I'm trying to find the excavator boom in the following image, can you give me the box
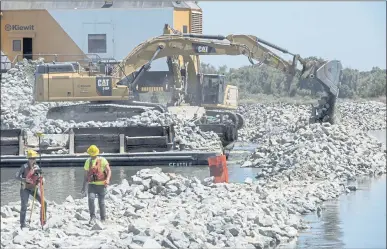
[112,32,342,124]
[113,33,341,95]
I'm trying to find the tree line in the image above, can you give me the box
[200,56,386,99]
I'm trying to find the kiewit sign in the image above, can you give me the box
[4,24,35,31]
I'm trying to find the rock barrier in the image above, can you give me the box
[2,163,385,249]
[237,100,386,142]
[241,123,386,180]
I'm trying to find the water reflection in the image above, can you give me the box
[296,201,345,249]
[0,142,259,205]
[1,164,263,205]
[296,129,386,249]
[322,201,345,247]
[296,175,386,249]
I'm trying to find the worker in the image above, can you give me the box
[81,145,112,224]
[15,150,47,229]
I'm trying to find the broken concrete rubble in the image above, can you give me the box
[1,151,385,249]
[241,122,386,181]
[237,101,386,143]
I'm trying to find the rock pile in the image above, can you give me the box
[1,59,68,133]
[0,167,363,249]
[237,103,310,142]
[23,110,222,151]
[0,60,221,151]
[241,123,386,180]
[1,116,385,248]
[339,100,386,131]
[237,100,386,142]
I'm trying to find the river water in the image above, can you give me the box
[0,142,259,204]
[0,130,385,248]
[296,129,386,249]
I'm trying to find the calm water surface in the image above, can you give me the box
[0,141,258,204]
[296,129,386,249]
[0,131,385,249]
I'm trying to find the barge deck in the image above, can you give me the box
[0,127,224,168]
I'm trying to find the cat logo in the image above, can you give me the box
[197,45,209,53]
[97,78,110,87]
[193,43,215,54]
[96,76,112,96]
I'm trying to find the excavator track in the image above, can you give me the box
[46,103,166,122]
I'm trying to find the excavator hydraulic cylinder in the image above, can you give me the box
[183,33,226,40]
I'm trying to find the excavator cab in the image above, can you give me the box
[199,74,238,110]
[201,74,225,105]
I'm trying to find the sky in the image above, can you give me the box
[197,1,386,71]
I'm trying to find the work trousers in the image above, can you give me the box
[20,187,47,227]
[88,184,107,220]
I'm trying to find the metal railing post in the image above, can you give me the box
[119,134,125,154]
[69,129,75,155]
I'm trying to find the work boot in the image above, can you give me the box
[100,216,108,224]
[89,216,96,225]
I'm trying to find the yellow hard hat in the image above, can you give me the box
[87,145,99,157]
[27,150,39,159]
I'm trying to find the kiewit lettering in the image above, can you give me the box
[5,24,35,31]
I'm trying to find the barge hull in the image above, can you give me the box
[0,151,221,168]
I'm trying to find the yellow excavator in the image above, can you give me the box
[126,24,244,128]
[33,28,342,131]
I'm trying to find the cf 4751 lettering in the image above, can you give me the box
[169,162,193,167]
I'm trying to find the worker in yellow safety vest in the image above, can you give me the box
[81,145,111,224]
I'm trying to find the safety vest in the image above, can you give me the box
[87,158,107,183]
[21,164,40,189]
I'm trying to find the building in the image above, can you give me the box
[0,0,202,70]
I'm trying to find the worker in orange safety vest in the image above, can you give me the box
[81,145,111,224]
[15,150,47,229]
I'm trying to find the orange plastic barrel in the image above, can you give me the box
[208,155,229,183]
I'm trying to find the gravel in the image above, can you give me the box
[0,59,222,151]
[1,156,385,249]
[241,122,386,178]
[237,100,386,143]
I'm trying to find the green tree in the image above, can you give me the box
[199,61,386,100]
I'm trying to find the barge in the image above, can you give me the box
[0,126,229,168]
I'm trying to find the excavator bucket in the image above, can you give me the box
[314,60,342,97]
[307,60,343,125]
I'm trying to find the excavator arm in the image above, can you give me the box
[112,35,250,79]
[112,32,342,124]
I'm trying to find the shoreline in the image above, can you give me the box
[1,165,385,249]
[2,125,384,248]
[295,174,386,249]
